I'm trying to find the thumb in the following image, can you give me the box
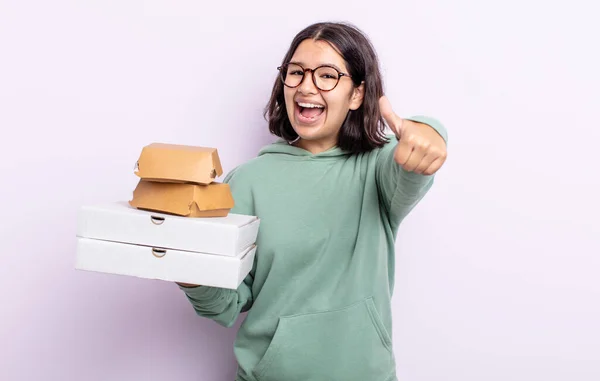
[379,96,403,137]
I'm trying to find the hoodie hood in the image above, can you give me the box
[258,138,351,159]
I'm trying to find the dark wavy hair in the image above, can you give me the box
[264,22,389,153]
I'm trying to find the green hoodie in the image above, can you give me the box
[179,116,448,381]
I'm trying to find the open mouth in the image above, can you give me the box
[296,102,325,124]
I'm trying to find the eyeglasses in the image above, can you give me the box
[277,63,352,92]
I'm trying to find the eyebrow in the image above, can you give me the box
[289,61,345,73]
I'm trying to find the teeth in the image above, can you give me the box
[297,102,324,109]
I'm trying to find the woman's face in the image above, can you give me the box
[284,39,364,153]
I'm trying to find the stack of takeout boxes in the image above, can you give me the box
[75,143,260,289]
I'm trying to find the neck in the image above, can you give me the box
[294,137,337,154]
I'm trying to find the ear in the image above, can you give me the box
[349,82,365,110]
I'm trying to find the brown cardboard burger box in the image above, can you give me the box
[134,143,223,185]
[129,180,234,217]
[129,143,233,217]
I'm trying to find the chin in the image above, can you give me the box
[293,126,341,150]
[293,124,324,140]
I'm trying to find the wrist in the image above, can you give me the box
[176,282,199,288]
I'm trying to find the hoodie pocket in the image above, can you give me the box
[253,297,395,381]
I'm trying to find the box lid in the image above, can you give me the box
[134,143,223,185]
[82,201,255,226]
[77,201,260,256]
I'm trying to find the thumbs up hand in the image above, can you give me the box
[379,96,447,176]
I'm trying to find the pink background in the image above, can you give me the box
[1,1,599,380]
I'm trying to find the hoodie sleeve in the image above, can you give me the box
[375,116,448,230]
[177,269,255,328]
[177,166,256,328]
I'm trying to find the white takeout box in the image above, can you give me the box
[75,237,256,289]
[77,201,260,257]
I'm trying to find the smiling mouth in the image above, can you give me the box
[297,102,325,119]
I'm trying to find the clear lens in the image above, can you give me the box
[314,66,339,91]
[282,63,304,87]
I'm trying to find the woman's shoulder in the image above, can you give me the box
[222,153,275,186]
[223,138,295,183]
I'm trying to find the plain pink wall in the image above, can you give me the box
[1,1,599,381]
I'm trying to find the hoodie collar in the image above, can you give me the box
[258,138,350,159]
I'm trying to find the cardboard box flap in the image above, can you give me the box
[135,143,223,185]
[191,183,234,211]
[129,180,234,217]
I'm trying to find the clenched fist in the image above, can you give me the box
[379,96,447,175]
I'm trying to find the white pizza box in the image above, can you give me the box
[75,237,256,289]
[76,201,260,257]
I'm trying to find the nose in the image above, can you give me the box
[298,69,318,94]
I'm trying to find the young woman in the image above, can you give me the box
[178,22,448,381]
